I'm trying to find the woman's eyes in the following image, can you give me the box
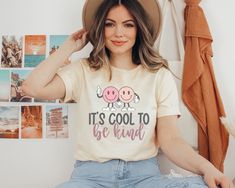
[105,22,135,28]
[124,23,135,28]
[105,22,115,27]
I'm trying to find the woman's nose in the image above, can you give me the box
[114,25,124,37]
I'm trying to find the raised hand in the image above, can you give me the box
[62,29,89,55]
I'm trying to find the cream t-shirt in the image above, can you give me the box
[57,58,180,162]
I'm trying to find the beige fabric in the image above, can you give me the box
[56,59,180,162]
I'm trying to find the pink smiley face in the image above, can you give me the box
[119,87,134,103]
[103,86,119,103]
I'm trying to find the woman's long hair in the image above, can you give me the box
[88,0,168,80]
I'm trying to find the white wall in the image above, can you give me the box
[0,0,234,187]
[203,0,235,180]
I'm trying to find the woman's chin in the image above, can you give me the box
[108,47,132,55]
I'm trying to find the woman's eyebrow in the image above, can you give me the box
[123,19,135,24]
[105,18,135,23]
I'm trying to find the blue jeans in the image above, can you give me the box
[56,156,208,188]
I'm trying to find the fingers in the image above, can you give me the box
[206,178,217,188]
[215,176,235,188]
[72,29,87,40]
[82,31,89,44]
[72,28,86,36]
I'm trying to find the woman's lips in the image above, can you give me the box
[111,41,127,46]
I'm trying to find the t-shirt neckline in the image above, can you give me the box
[110,64,142,73]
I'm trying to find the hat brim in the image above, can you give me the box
[82,0,162,41]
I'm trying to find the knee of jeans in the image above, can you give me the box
[161,176,208,188]
[168,182,190,188]
[187,176,207,185]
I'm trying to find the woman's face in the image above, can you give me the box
[104,5,137,55]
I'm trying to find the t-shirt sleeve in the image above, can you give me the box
[156,68,181,118]
[56,60,83,103]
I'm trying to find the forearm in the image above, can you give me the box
[23,41,73,92]
[161,137,216,175]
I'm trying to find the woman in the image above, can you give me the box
[22,0,233,187]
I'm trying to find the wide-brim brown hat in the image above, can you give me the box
[82,0,162,41]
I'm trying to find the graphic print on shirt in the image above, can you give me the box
[89,85,150,141]
[96,85,140,111]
